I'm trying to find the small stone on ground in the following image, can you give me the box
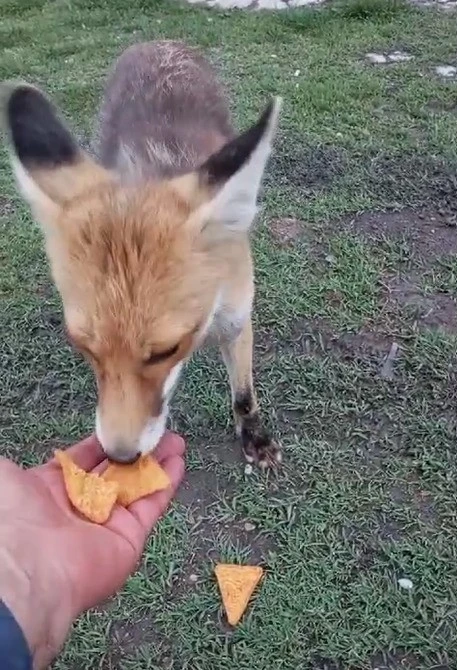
[182,0,456,12]
[366,52,413,65]
[435,65,457,78]
[398,577,414,590]
[388,51,413,63]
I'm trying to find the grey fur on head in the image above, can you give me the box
[94,41,234,181]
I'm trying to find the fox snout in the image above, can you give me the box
[94,365,182,463]
[96,408,168,463]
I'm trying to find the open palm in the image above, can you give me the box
[0,433,185,669]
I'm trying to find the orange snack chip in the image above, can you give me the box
[215,564,264,626]
[102,455,171,507]
[55,449,119,524]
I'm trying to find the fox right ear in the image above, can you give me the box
[0,82,109,230]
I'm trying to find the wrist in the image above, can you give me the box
[0,545,73,669]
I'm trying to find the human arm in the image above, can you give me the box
[0,433,184,669]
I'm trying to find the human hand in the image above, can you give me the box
[0,432,185,669]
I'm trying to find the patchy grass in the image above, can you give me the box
[0,1,456,669]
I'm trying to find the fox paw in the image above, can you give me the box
[241,426,282,470]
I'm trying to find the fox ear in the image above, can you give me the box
[0,82,109,230]
[186,98,281,234]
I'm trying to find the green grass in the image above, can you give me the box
[1,0,457,668]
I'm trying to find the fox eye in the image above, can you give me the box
[144,344,179,366]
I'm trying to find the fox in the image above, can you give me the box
[0,40,282,468]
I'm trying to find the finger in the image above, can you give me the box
[153,432,186,463]
[62,435,106,469]
[34,435,105,476]
[128,454,185,530]
[91,432,185,476]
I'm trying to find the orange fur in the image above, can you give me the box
[2,42,281,465]
[49,174,229,450]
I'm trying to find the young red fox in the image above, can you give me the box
[1,41,282,468]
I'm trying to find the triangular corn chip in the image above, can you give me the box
[55,449,119,524]
[102,455,171,507]
[215,564,263,626]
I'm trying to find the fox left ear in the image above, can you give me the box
[194,98,281,233]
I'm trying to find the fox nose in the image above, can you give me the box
[107,448,141,465]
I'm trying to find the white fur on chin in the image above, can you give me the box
[137,411,168,454]
[94,360,184,457]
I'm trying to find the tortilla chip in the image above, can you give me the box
[102,455,171,507]
[55,449,119,524]
[215,564,264,626]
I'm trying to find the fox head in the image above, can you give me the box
[1,82,280,463]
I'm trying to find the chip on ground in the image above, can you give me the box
[55,449,119,524]
[102,455,171,507]
[215,564,264,626]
